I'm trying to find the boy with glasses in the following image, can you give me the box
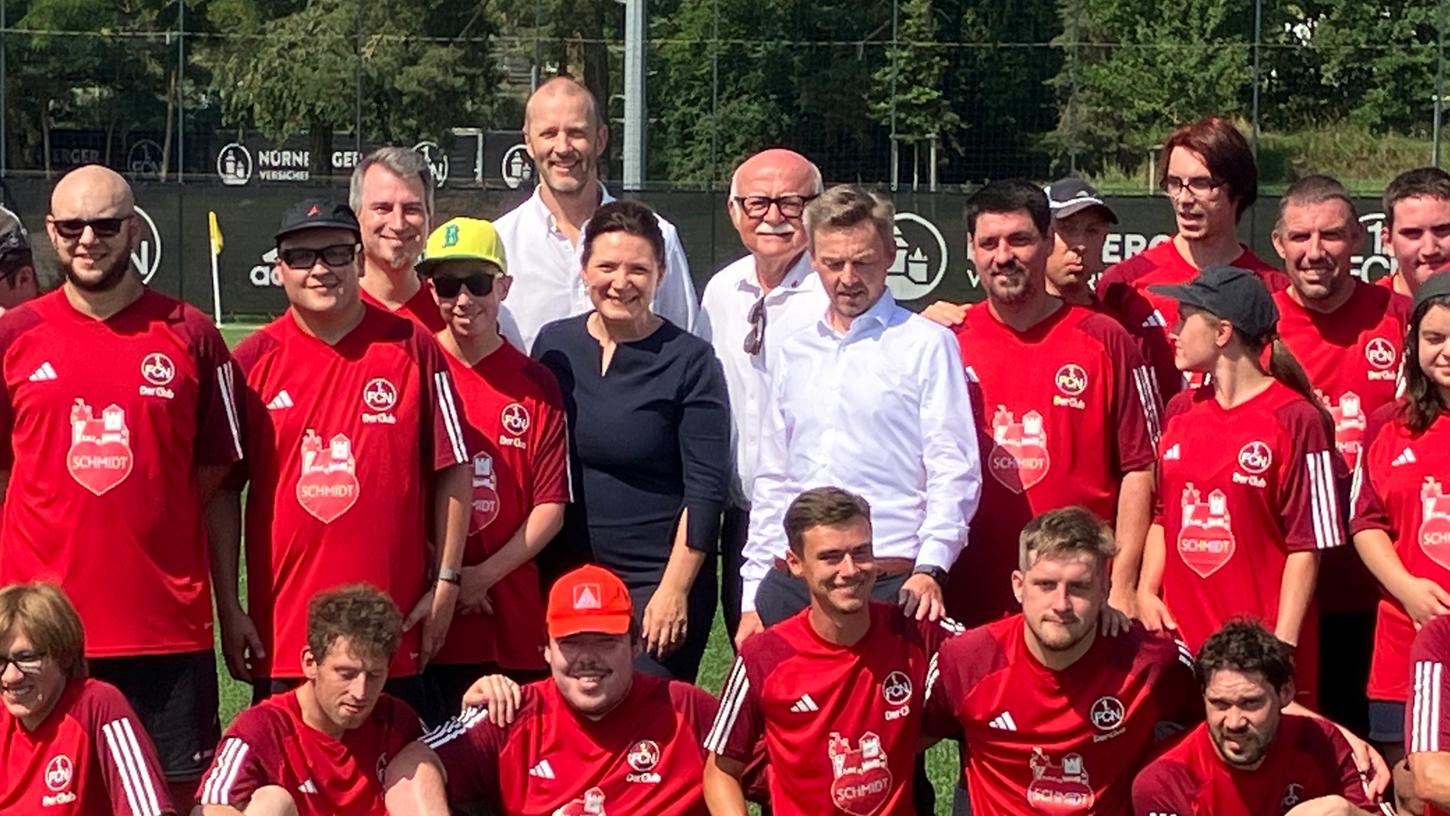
[416,217,570,716]
[216,198,474,723]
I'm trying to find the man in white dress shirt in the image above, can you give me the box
[697,148,829,642]
[493,76,697,350]
[736,184,982,647]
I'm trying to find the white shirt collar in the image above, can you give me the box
[819,289,898,341]
[530,181,612,238]
[734,251,814,297]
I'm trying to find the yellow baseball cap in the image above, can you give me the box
[416,217,507,276]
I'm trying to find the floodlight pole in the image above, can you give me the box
[623,0,646,191]
[1435,0,1445,167]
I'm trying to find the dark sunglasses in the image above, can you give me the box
[49,216,130,240]
[743,295,767,356]
[433,274,497,299]
[278,244,359,269]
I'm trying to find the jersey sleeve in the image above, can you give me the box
[1094,316,1161,465]
[196,708,287,809]
[1350,404,1398,536]
[1317,719,1378,808]
[0,307,43,471]
[1152,392,1197,524]
[1130,757,1198,816]
[923,634,983,742]
[422,703,511,803]
[1159,634,1206,730]
[677,344,730,554]
[703,655,766,762]
[414,331,474,471]
[85,684,176,816]
[223,332,272,492]
[1277,400,1348,553]
[1408,616,1450,754]
[527,368,571,506]
[185,311,245,468]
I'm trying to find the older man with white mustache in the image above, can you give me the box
[697,148,829,642]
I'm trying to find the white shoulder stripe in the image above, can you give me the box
[217,361,244,460]
[1307,451,1344,550]
[422,707,490,749]
[200,737,250,805]
[101,718,162,816]
[1132,365,1162,445]
[704,658,749,753]
[1412,660,1444,753]
[433,371,468,464]
[924,651,941,704]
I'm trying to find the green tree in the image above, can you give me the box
[868,0,962,179]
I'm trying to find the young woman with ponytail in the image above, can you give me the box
[1135,265,1349,709]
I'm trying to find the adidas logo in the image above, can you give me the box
[1143,310,1168,329]
[1163,443,1181,461]
[988,712,1017,731]
[529,759,556,780]
[1393,448,1418,467]
[790,694,820,713]
[266,390,294,410]
[27,362,56,382]
[297,779,318,794]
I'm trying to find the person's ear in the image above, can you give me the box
[786,547,805,578]
[497,276,513,301]
[1011,570,1027,604]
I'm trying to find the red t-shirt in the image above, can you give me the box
[0,289,243,656]
[1131,714,1376,815]
[434,341,570,668]
[948,303,1160,625]
[360,286,446,334]
[705,602,959,816]
[1097,241,1287,400]
[1353,406,1450,702]
[923,616,1200,816]
[195,690,421,815]
[232,306,473,677]
[427,673,716,815]
[0,678,174,815]
[1155,381,1348,705]
[1409,616,1450,758]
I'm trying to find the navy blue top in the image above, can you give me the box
[533,314,729,584]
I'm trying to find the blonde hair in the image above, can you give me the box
[803,185,895,256]
[1018,507,1117,572]
[0,583,87,679]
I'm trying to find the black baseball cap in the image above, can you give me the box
[1046,178,1118,223]
[274,198,360,242]
[1414,268,1450,313]
[0,206,31,266]
[1149,265,1279,340]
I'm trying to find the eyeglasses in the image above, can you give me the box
[432,274,497,299]
[732,194,818,219]
[278,244,359,269]
[49,216,131,240]
[0,651,46,675]
[743,295,767,356]
[1162,175,1225,198]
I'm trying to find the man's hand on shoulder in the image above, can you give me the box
[921,301,968,327]
[461,673,523,726]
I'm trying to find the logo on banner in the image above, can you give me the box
[1326,391,1367,471]
[885,212,948,302]
[501,144,534,190]
[414,141,448,188]
[296,430,360,523]
[1419,477,1450,571]
[828,732,893,815]
[217,142,254,186]
[988,406,1050,493]
[131,206,162,284]
[1351,212,1394,284]
[67,399,134,495]
[552,787,606,815]
[1178,484,1236,578]
[127,139,163,177]
[1026,748,1094,814]
[469,453,501,534]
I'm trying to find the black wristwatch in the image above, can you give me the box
[912,565,948,587]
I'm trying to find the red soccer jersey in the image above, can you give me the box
[948,303,1160,624]
[233,306,472,677]
[1097,241,1287,400]
[1409,616,1450,760]
[0,289,243,656]
[705,602,959,816]
[1354,405,1450,702]
[0,678,174,816]
[1155,381,1348,704]
[360,286,447,334]
[923,616,1200,816]
[1131,715,1376,816]
[434,341,570,668]
[426,673,716,816]
[196,690,421,815]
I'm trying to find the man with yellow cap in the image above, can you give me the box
[418,217,571,719]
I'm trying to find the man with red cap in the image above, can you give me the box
[383,564,723,815]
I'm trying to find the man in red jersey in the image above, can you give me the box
[216,198,473,716]
[944,179,1158,625]
[417,216,569,713]
[1379,168,1450,299]
[0,165,242,807]
[1271,174,1409,740]
[1096,116,1289,400]
[383,564,724,815]
[704,487,963,816]
[923,506,1200,816]
[196,585,423,815]
[1133,620,1382,816]
[1405,615,1450,814]
[0,582,174,815]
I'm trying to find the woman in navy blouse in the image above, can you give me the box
[533,200,729,681]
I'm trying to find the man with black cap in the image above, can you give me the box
[941,179,1160,624]
[0,205,38,312]
[0,164,243,810]
[217,197,474,719]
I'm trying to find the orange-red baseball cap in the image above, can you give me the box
[546,565,633,639]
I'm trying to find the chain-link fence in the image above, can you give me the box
[2,0,1447,193]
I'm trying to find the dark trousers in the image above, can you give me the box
[626,554,718,683]
[721,504,749,643]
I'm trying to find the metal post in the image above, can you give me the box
[354,0,363,156]
[1068,0,1081,174]
[1436,0,1446,167]
[888,0,898,189]
[1250,0,1262,159]
[622,0,646,190]
[177,0,185,183]
[928,134,938,191]
[1,0,7,178]
[890,136,899,191]
[531,0,541,91]
[709,0,719,189]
